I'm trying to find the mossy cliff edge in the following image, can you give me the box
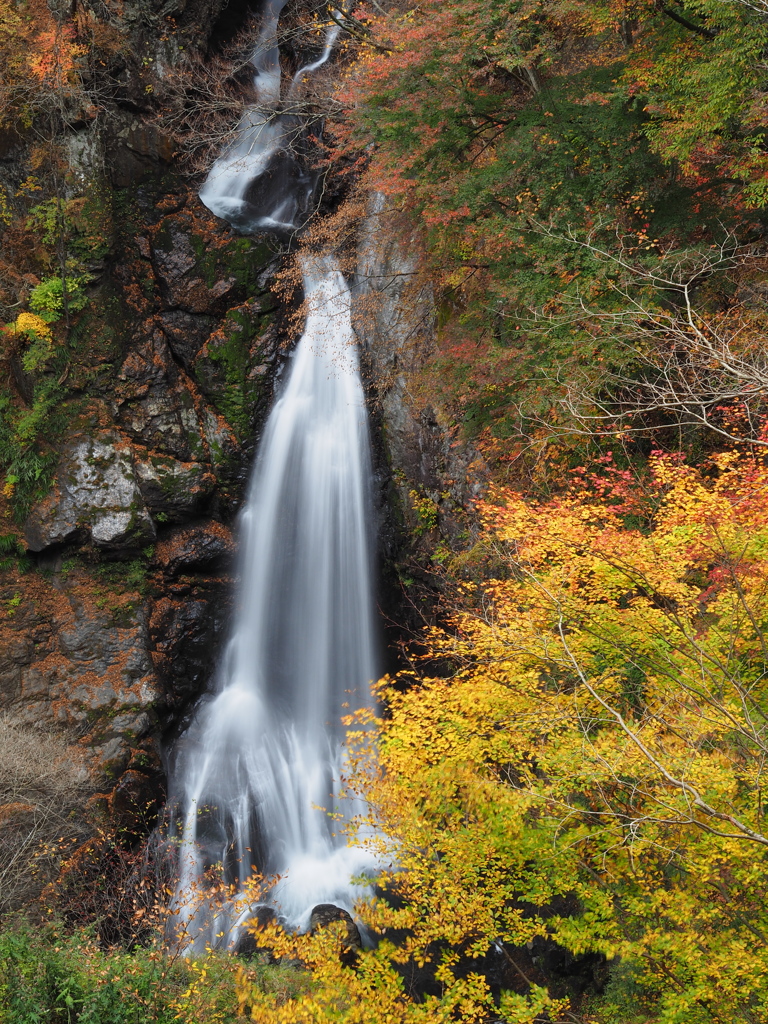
[0,0,290,865]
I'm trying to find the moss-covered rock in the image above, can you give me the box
[193,300,277,439]
[133,451,216,521]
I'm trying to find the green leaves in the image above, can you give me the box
[344,0,768,456]
[28,276,89,324]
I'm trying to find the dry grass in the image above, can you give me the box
[0,714,92,917]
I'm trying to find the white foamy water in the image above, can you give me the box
[199,0,339,234]
[199,0,291,230]
[169,1,380,952]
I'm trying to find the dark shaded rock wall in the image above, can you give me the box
[352,196,486,648]
[0,0,287,809]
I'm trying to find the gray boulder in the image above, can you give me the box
[309,903,362,964]
[133,453,216,520]
[25,433,155,552]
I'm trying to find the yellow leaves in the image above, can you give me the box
[343,446,768,1021]
[500,984,569,1024]
[236,924,417,1024]
[229,449,768,1023]
[12,311,51,340]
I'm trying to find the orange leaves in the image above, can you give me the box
[0,0,91,132]
[27,24,85,87]
[350,443,768,1018]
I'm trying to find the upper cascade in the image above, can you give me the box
[199,0,338,235]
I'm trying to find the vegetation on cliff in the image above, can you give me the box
[335,0,768,473]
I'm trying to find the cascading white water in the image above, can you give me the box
[169,1,379,951]
[199,0,339,234]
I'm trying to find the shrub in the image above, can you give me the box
[0,915,305,1024]
[29,276,88,324]
[0,918,182,1024]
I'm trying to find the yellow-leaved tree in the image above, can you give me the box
[238,446,768,1024]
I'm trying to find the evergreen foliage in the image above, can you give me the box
[339,0,768,460]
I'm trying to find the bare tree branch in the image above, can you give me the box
[525,573,768,848]
[516,224,768,447]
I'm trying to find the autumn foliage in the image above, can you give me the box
[234,443,768,1022]
[2,3,768,1022]
[331,0,768,460]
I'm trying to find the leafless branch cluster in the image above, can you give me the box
[523,226,768,446]
[149,42,255,166]
[718,0,768,17]
[150,10,348,175]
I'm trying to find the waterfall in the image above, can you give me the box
[198,0,339,234]
[169,1,379,951]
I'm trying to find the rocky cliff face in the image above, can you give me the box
[0,215,278,817]
[0,46,285,818]
[0,1,479,841]
[352,197,486,643]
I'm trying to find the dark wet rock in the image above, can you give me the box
[0,568,161,781]
[199,406,240,469]
[115,331,238,466]
[151,221,237,314]
[355,196,486,520]
[149,588,231,711]
[24,433,155,553]
[124,123,175,165]
[155,522,235,575]
[193,301,262,396]
[191,307,280,443]
[233,906,277,957]
[0,635,36,703]
[108,764,164,833]
[118,330,175,394]
[118,386,203,463]
[111,120,176,187]
[22,429,220,553]
[160,310,216,367]
[310,903,362,963]
[0,0,290,824]
[116,333,206,462]
[5,181,270,794]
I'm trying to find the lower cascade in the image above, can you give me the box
[167,2,379,952]
[170,261,379,951]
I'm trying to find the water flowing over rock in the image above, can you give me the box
[198,0,339,236]
[0,0,304,872]
[168,2,380,951]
